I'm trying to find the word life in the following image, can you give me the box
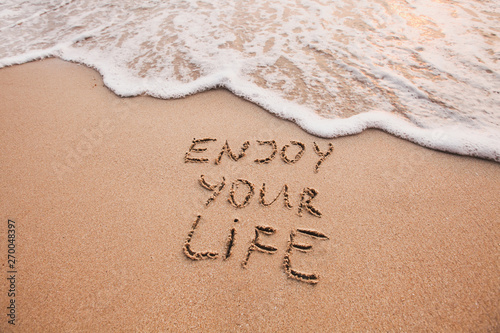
[184,138,334,173]
[183,215,329,284]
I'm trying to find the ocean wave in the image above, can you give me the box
[0,0,498,161]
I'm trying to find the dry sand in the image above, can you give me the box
[0,58,499,332]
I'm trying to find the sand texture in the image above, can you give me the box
[0,59,499,332]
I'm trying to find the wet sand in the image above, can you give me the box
[0,58,499,331]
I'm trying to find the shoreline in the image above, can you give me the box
[3,56,498,163]
[0,58,499,331]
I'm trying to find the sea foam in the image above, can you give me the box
[0,0,498,161]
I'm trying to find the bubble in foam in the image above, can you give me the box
[0,0,498,161]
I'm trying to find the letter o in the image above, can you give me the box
[280,141,305,164]
[228,179,255,208]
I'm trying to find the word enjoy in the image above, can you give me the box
[184,138,334,173]
[183,215,330,284]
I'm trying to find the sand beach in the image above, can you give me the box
[0,58,498,331]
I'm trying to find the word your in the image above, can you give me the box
[183,215,329,284]
[185,138,334,173]
[199,175,322,217]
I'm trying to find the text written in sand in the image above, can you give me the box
[182,138,332,284]
[185,138,334,174]
[199,175,321,217]
[184,216,329,284]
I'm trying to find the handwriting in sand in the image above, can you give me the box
[182,138,333,284]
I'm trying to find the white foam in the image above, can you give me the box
[0,0,498,161]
